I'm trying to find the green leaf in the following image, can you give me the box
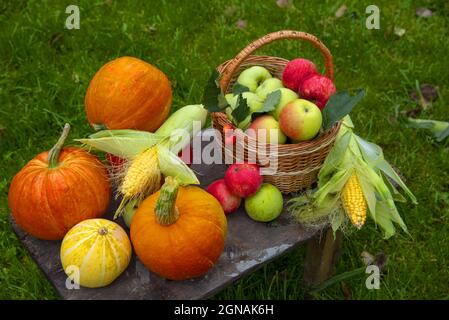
[232,94,251,123]
[255,90,281,113]
[232,83,250,95]
[322,89,365,130]
[202,69,222,112]
[436,125,449,142]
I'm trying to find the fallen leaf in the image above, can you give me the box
[0,125,5,135]
[394,27,406,37]
[374,252,388,271]
[148,24,157,35]
[361,251,375,266]
[235,19,247,29]
[104,0,113,6]
[49,32,63,47]
[410,83,439,110]
[416,7,432,17]
[276,0,293,9]
[335,4,347,18]
[72,73,79,84]
[340,282,353,300]
[224,5,238,17]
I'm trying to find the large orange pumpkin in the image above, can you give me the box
[8,124,111,240]
[131,177,227,280]
[85,56,172,132]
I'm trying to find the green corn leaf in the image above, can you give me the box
[357,166,378,220]
[354,135,384,167]
[256,90,281,113]
[407,118,449,142]
[318,130,351,184]
[371,201,396,239]
[322,89,365,131]
[375,159,417,204]
[76,131,161,158]
[157,145,199,185]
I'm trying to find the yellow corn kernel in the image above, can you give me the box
[120,147,160,198]
[341,172,367,229]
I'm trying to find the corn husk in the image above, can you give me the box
[289,116,417,239]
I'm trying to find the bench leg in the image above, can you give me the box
[303,228,343,288]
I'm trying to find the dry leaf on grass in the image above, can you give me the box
[276,0,293,9]
[410,83,439,110]
[394,27,406,37]
[335,5,347,18]
[235,20,247,29]
[416,7,433,17]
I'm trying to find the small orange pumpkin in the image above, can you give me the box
[85,56,172,132]
[131,177,227,280]
[8,124,111,240]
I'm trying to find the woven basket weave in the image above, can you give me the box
[211,30,340,194]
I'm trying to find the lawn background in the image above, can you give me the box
[0,0,448,299]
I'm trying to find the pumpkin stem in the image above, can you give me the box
[48,123,71,169]
[155,176,180,225]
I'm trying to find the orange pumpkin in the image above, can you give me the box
[131,177,227,280]
[8,124,111,240]
[85,56,172,132]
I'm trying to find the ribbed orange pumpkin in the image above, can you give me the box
[85,56,172,132]
[131,177,227,280]
[8,124,111,240]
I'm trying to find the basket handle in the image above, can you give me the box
[219,30,334,92]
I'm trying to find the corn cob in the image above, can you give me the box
[120,146,160,199]
[341,172,367,229]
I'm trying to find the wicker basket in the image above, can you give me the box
[211,30,341,194]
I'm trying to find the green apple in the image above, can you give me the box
[245,183,284,222]
[226,92,263,113]
[255,78,284,100]
[279,99,322,142]
[237,66,272,92]
[269,88,299,120]
[247,115,287,144]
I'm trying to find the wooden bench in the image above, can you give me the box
[11,141,341,300]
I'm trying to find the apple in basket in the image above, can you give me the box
[247,115,287,144]
[255,78,284,100]
[299,74,336,110]
[279,99,322,142]
[269,88,298,120]
[236,66,272,92]
[282,58,318,91]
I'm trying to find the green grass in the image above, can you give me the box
[1,0,448,299]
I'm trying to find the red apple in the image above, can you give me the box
[247,115,287,144]
[207,179,241,214]
[279,99,322,142]
[224,163,263,198]
[282,58,318,91]
[298,74,336,110]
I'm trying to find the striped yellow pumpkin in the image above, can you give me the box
[60,218,132,288]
